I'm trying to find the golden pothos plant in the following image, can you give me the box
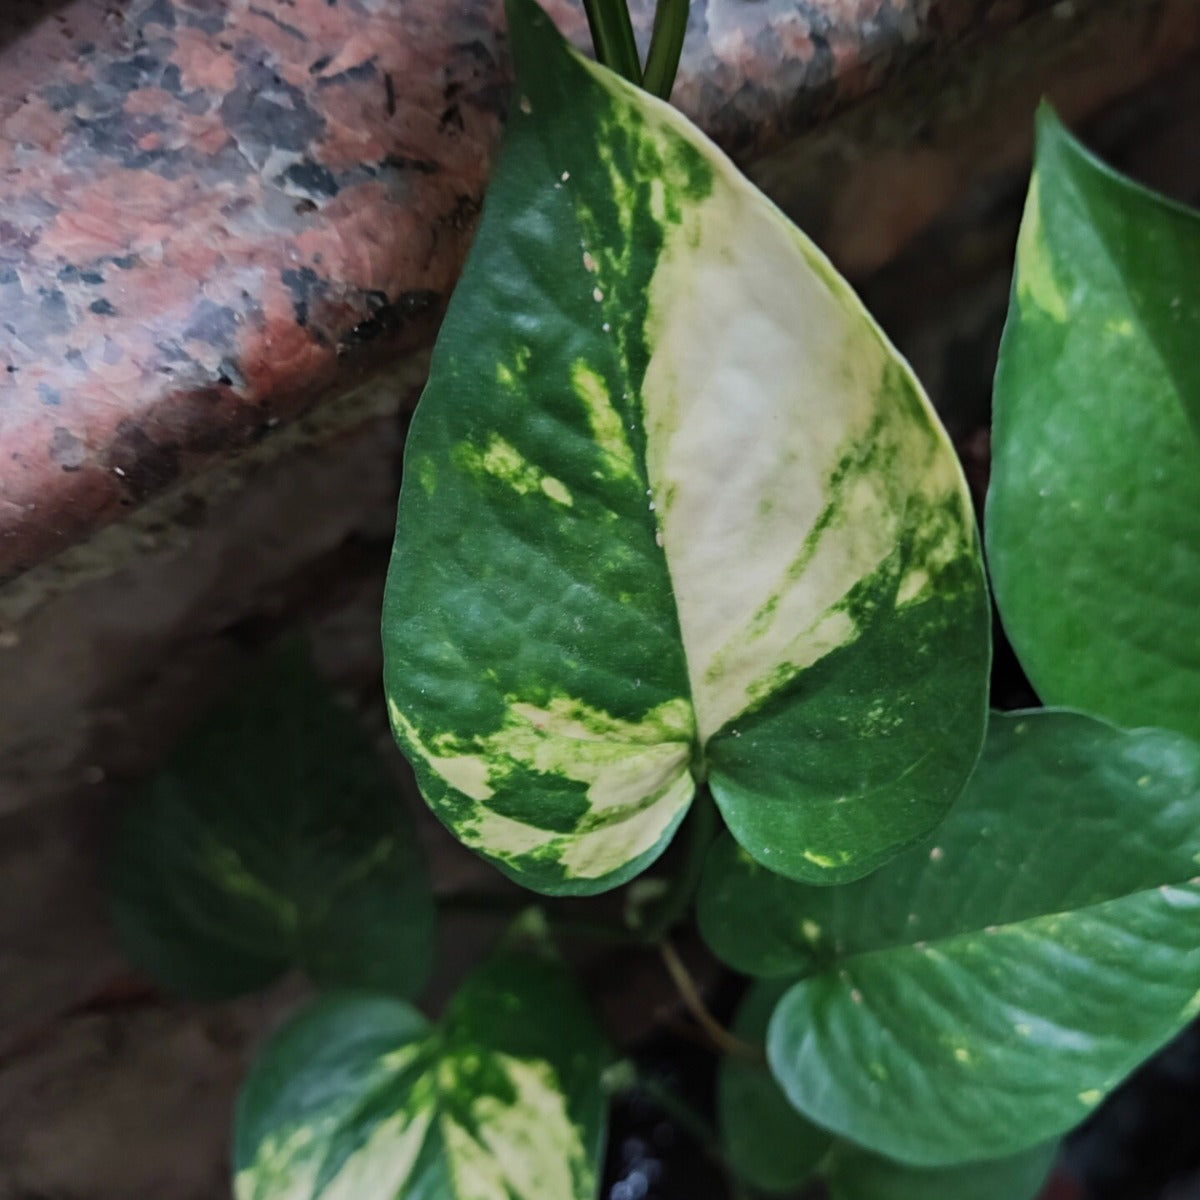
[110,1,1200,1196]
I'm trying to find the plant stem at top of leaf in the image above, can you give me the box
[643,0,689,98]
[580,0,643,85]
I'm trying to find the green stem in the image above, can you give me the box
[636,786,718,944]
[659,939,765,1062]
[642,0,689,99]
[581,0,643,86]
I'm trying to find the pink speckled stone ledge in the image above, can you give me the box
[0,0,1058,582]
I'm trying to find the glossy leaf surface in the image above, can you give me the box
[111,645,434,1000]
[382,0,989,895]
[988,105,1200,738]
[699,710,1200,1164]
[718,981,1054,1198]
[235,938,608,1200]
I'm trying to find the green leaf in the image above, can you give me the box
[718,980,832,1193]
[988,104,1200,739]
[825,1141,1057,1200]
[698,709,1200,1165]
[718,981,1056,1199]
[110,644,435,1000]
[381,0,989,895]
[234,936,609,1200]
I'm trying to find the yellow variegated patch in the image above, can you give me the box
[1013,177,1070,323]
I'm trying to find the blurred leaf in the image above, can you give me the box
[235,936,609,1199]
[110,643,435,999]
[826,1140,1057,1200]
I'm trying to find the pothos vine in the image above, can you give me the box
[110,1,1200,1197]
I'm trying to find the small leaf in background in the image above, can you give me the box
[382,0,989,896]
[699,709,1200,1165]
[110,643,435,1000]
[718,979,832,1193]
[988,103,1200,739]
[717,981,1056,1199]
[234,934,609,1200]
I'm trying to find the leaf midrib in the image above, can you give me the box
[524,102,708,782]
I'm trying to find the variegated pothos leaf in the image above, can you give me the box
[235,937,608,1200]
[381,0,990,893]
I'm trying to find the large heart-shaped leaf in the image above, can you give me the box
[234,931,608,1200]
[988,104,1200,739]
[698,709,1200,1165]
[718,981,1056,1200]
[381,0,990,896]
[110,644,435,1000]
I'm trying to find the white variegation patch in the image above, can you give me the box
[637,149,969,738]
[390,693,695,880]
[384,0,987,891]
[316,1109,432,1200]
[235,1124,323,1200]
[239,1040,594,1200]
[236,1106,433,1200]
[442,1055,592,1200]
[457,754,692,879]
[558,767,694,877]
[388,700,495,801]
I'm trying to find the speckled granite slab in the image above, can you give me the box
[0,0,1057,581]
